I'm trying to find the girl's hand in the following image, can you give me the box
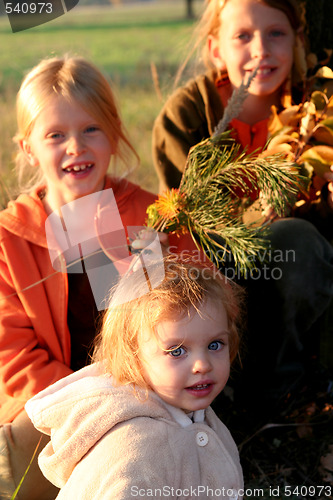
[131,228,168,252]
[261,205,279,223]
[242,194,279,226]
[130,228,168,272]
[324,166,333,211]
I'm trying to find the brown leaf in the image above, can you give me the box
[267,134,298,150]
[315,66,333,79]
[261,144,295,161]
[319,444,333,484]
[299,145,333,178]
[296,424,313,438]
[300,101,316,141]
[267,105,284,135]
[313,124,333,146]
[311,91,329,111]
[278,105,302,126]
[321,445,333,472]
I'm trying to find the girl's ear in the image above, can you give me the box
[20,139,39,167]
[208,35,225,71]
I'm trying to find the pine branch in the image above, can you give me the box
[146,68,304,275]
[182,136,298,216]
[147,131,301,274]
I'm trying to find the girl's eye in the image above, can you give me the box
[236,32,251,42]
[47,132,63,140]
[208,341,224,351]
[85,126,99,133]
[270,30,285,38]
[168,346,186,357]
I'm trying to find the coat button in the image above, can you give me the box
[229,489,238,500]
[196,431,208,446]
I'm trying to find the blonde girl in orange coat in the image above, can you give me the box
[0,55,193,500]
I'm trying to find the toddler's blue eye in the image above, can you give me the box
[169,346,185,357]
[208,341,223,351]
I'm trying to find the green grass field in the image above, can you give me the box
[0,0,203,205]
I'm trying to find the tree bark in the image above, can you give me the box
[186,0,194,19]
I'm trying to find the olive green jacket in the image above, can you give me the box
[152,71,333,241]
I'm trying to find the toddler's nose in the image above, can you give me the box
[192,355,212,374]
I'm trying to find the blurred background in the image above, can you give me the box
[0,0,204,206]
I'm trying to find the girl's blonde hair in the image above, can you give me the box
[176,0,304,85]
[14,55,139,193]
[93,256,245,390]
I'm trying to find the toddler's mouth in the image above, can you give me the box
[186,380,214,391]
[188,383,211,390]
[185,382,214,398]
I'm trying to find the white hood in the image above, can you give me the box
[25,364,203,488]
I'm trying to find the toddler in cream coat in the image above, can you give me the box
[26,256,244,499]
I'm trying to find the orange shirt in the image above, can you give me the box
[230,118,268,154]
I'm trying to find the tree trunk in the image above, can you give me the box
[186,0,194,19]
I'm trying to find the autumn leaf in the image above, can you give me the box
[313,123,333,146]
[265,70,333,196]
[300,101,317,141]
[311,90,329,111]
[277,105,301,127]
[319,444,333,483]
[299,145,333,178]
[315,66,333,79]
[267,133,298,151]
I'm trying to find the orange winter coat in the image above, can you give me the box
[0,177,196,423]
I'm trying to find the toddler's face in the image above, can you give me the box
[139,299,231,413]
[210,0,295,99]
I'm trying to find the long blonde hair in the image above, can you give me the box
[93,256,245,390]
[14,55,139,193]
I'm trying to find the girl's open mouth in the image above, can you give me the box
[63,163,94,174]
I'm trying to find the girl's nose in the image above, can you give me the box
[66,135,86,156]
[192,354,212,374]
[251,33,270,59]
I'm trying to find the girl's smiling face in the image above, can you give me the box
[209,0,295,98]
[21,95,114,213]
[138,299,231,412]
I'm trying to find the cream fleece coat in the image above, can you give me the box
[26,364,243,500]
